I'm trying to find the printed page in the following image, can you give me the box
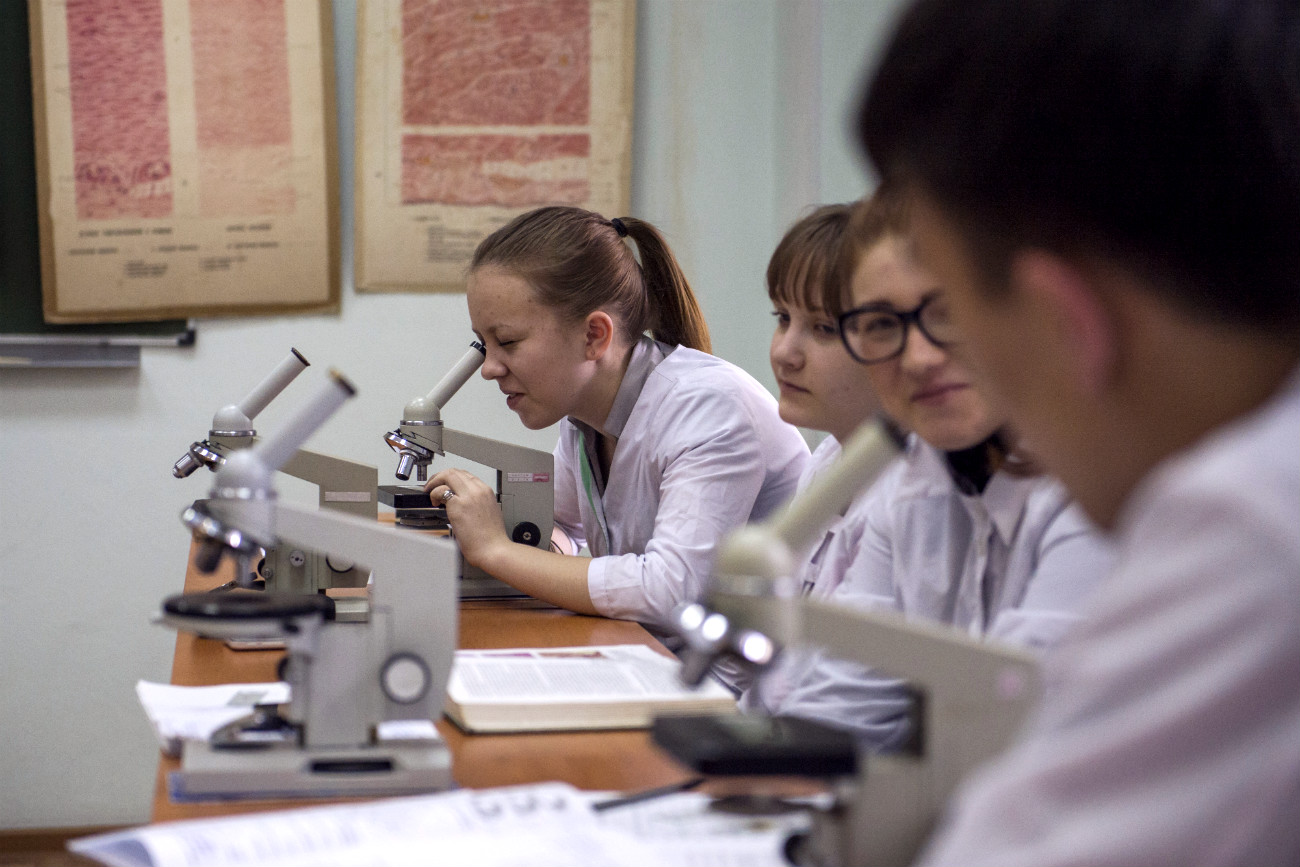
[595,791,822,867]
[450,645,730,701]
[70,783,817,867]
[71,783,604,867]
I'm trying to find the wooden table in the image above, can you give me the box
[151,554,699,823]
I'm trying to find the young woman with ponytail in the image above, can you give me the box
[426,206,809,661]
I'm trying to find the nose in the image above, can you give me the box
[898,323,946,374]
[480,348,507,380]
[770,326,803,371]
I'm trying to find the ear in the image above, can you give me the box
[582,310,616,361]
[1009,251,1116,395]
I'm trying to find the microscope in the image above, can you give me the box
[173,349,378,614]
[656,422,1043,867]
[161,371,459,799]
[382,341,555,598]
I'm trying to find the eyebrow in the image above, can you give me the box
[854,290,942,313]
[772,302,828,314]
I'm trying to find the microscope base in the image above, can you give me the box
[171,739,453,801]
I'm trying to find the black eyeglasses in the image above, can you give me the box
[837,295,957,365]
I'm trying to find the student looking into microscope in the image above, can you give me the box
[744,189,1113,748]
[425,206,809,669]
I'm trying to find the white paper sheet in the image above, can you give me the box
[135,680,290,757]
[70,782,816,867]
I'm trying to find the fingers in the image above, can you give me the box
[422,468,483,505]
[423,483,454,507]
[422,468,464,493]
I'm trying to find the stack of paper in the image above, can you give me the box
[70,782,814,867]
[135,681,290,757]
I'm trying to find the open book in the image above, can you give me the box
[444,644,737,733]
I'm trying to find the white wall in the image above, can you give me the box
[0,0,902,828]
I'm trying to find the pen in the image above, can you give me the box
[592,776,707,812]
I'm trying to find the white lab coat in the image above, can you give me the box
[737,434,886,705]
[762,435,1114,748]
[788,435,867,601]
[918,365,1300,867]
[553,336,810,637]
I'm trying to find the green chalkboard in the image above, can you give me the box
[0,1,190,342]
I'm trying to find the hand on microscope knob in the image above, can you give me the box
[424,467,510,569]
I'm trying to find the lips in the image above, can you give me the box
[911,382,968,404]
[778,379,810,396]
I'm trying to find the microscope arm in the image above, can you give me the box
[196,496,458,747]
[706,591,1039,783]
[440,428,555,548]
[280,448,378,520]
[261,501,459,738]
[441,428,552,473]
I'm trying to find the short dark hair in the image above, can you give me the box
[859,0,1300,335]
[766,204,854,317]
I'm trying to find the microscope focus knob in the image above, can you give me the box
[511,522,542,546]
[326,554,355,573]
[381,653,431,704]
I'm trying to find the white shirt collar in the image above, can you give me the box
[899,435,1034,545]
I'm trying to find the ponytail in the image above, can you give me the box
[470,206,712,354]
[618,217,712,353]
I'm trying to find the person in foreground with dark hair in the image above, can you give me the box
[859,0,1300,863]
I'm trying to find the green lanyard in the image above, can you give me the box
[577,436,611,556]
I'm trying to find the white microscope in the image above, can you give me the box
[161,371,460,799]
[657,422,1043,867]
[173,349,378,613]
[382,341,555,597]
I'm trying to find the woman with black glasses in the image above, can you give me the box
[752,188,1115,748]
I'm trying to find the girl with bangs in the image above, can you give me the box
[746,190,1113,747]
